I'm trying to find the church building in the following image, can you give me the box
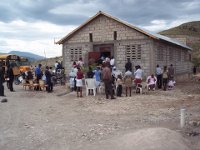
[57,11,192,79]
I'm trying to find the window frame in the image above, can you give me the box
[125,44,142,60]
[70,47,82,62]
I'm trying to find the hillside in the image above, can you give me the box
[159,21,200,37]
[9,51,45,61]
[31,56,62,68]
[159,21,200,65]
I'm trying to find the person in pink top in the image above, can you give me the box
[146,74,157,91]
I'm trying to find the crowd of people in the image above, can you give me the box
[68,56,178,99]
[0,60,66,101]
[0,55,183,101]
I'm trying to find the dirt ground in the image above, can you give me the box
[0,80,200,150]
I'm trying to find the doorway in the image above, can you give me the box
[100,51,110,58]
[93,44,114,58]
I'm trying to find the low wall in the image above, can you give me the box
[175,73,193,82]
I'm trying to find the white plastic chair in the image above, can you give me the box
[85,78,97,96]
[146,76,157,91]
[135,83,143,94]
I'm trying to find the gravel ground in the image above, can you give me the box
[0,81,200,150]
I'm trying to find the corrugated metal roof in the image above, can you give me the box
[150,31,192,50]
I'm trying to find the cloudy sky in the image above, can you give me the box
[0,0,200,58]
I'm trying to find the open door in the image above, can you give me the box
[88,52,100,63]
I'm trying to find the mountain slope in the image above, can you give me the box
[159,21,200,37]
[159,21,200,65]
[9,51,45,61]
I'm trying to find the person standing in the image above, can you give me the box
[110,56,115,68]
[0,62,5,96]
[156,65,162,89]
[55,61,58,72]
[87,66,94,95]
[76,67,84,97]
[193,66,197,75]
[69,68,76,92]
[162,66,168,91]
[45,66,53,93]
[124,69,133,97]
[116,75,123,97]
[93,67,101,87]
[7,65,15,92]
[77,57,84,68]
[112,66,122,80]
[134,65,143,85]
[168,64,174,80]
[35,64,42,90]
[125,58,132,72]
[102,63,115,99]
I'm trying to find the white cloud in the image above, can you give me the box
[0,0,200,58]
[151,20,166,25]
[0,38,62,58]
[50,1,102,16]
[181,0,200,10]
[140,19,168,32]
[141,14,200,33]
[0,20,77,57]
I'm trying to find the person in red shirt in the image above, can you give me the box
[76,67,84,97]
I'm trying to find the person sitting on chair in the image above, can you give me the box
[168,79,176,90]
[146,74,157,91]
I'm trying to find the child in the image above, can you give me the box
[168,80,176,90]
[69,69,76,92]
[116,74,123,97]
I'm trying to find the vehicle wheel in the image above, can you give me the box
[14,80,20,85]
[14,78,20,85]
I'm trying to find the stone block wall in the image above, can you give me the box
[115,39,153,78]
[63,42,92,72]
[154,41,193,79]
[66,15,148,44]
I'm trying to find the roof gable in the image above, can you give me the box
[56,11,192,50]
